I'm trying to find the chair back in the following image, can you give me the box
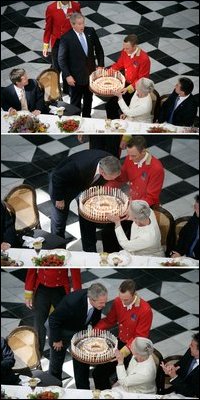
[4,184,41,234]
[6,326,41,371]
[174,216,190,246]
[152,206,175,256]
[152,348,164,394]
[150,89,161,122]
[37,68,62,102]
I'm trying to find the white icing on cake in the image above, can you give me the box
[90,69,125,96]
[79,186,129,222]
[71,330,117,364]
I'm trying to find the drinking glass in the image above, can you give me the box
[33,241,42,256]
[28,378,38,394]
[57,108,64,120]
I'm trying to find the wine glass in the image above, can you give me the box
[28,378,39,394]
[57,107,64,120]
[105,118,111,132]
[33,241,42,256]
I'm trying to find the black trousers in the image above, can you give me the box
[70,84,93,117]
[51,39,69,94]
[34,284,66,355]
[89,135,122,158]
[102,221,132,253]
[105,91,133,119]
[92,339,132,390]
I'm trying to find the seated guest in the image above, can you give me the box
[158,77,197,127]
[1,201,21,250]
[1,68,48,115]
[1,337,20,385]
[115,337,156,394]
[161,332,199,398]
[106,200,164,256]
[171,194,199,260]
[113,78,154,123]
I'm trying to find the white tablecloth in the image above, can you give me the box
[1,111,184,133]
[2,248,199,268]
[1,385,193,399]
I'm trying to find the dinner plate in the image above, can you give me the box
[111,119,128,132]
[29,386,65,399]
[107,250,131,266]
[159,257,199,267]
[100,389,123,399]
[32,249,71,266]
[59,115,82,132]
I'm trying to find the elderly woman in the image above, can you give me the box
[113,77,154,122]
[114,337,157,394]
[107,200,164,256]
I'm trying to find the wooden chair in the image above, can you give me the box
[174,216,190,246]
[4,184,41,235]
[152,206,175,256]
[152,348,165,394]
[37,68,62,103]
[150,89,161,123]
[6,326,41,373]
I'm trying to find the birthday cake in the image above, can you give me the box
[79,186,129,223]
[71,330,117,364]
[89,69,125,96]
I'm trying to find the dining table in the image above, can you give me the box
[1,248,199,268]
[1,384,194,399]
[1,111,193,134]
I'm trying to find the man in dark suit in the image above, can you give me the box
[158,77,197,127]
[58,12,104,117]
[161,332,199,398]
[1,68,48,114]
[49,149,121,251]
[171,194,199,260]
[48,283,108,388]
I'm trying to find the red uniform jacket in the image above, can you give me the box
[112,47,150,89]
[106,152,164,206]
[94,295,152,348]
[25,268,82,295]
[43,1,81,49]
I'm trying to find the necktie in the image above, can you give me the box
[167,96,180,124]
[79,33,88,56]
[188,226,199,257]
[20,89,28,111]
[186,358,197,376]
[85,307,94,324]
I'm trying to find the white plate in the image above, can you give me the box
[34,249,71,266]
[60,115,82,132]
[100,389,123,399]
[111,119,128,131]
[31,386,65,399]
[107,250,131,266]
[159,257,199,267]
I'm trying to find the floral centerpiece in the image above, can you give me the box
[8,115,49,133]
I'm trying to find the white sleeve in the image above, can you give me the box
[116,364,152,387]
[118,96,152,118]
[115,224,152,253]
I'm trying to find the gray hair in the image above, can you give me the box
[136,78,154,95]
[70,12,84,25]
[131,337,154,357]
[88,283,108,300]
[99,156,121,176]
[130,200,151,220]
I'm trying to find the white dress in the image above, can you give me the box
[115,210,164,256]
[116,355,157,394]
[118,92,153,122]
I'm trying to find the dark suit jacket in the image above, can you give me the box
[158,90,197,126]
[49,289,102,343]
[1,79,47,113]
[168,349,199,398]
[58,27,104,85]
[175,213,199,260]
[49,149,111,201]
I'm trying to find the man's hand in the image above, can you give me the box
[171,251,181,258]
[1,242,11,251]
[25,298,33,309]
[78,134,84,143]
[67,76,76,86]
[120,87,129,95]
[53,340,63,351]
[43,49,48,57]
[160,361,180,378]
[32,110,41,116]
[55,200,65,210]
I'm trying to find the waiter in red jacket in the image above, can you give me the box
[25,268,81,355]
[92,279,153,390]
[43,1,81,93]
[106,33,151,119]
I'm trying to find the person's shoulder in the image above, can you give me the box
[61,28,74,39]
[46,2,57,11]
[85,26,95,35]
[139,297,152,310]
[2,84,13,92]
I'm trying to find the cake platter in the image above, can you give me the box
[71,329,117,365]
[79,186,129,224]
[89,68,125,98]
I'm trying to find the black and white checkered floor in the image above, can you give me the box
[1,267,199,388]
[1,134,199,251]
[1,1,199,117]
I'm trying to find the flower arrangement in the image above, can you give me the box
[8,115,49,133]
[57,118,80,133]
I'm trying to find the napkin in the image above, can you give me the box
[22,236,45,248]
[49,105,65,115]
